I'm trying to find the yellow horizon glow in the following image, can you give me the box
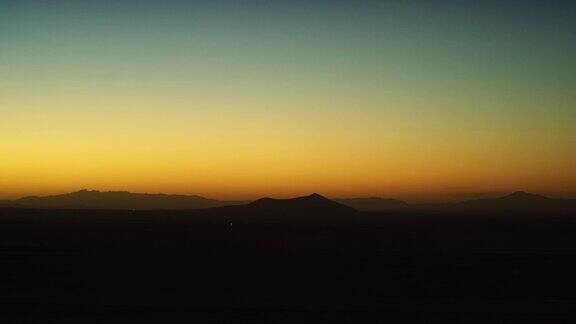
[1,92,574,202]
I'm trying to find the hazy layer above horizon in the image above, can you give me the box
[1,1,575,202]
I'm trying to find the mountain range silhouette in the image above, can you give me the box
[0,189,239,210]
[0,189,574,212]
[2,189,576,322]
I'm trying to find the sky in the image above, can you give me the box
[1,0,575,202]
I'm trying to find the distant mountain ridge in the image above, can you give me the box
[456,191,575,210]
[0,190,574,212]
[5,190,243,210]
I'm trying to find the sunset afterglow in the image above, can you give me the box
[1,1,574,201]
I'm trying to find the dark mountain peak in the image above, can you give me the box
[301,193,331,202]
[251,197,275,204]
[462,191,550,205]
[251,193,328,204]
[504,191,548,200]
[457,190,567,211]
[248,194,356,215]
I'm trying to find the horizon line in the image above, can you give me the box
[2,188,572,205]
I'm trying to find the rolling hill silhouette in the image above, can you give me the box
[203,193,358,223]
[8,189,242,210]
[1,189,574,213]
[457,191,575,210]
[249,193,357,214]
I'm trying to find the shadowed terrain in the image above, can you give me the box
[1,193,576,322]
[2,190,574,212]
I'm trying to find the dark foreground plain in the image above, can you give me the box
[1,202,576,323]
